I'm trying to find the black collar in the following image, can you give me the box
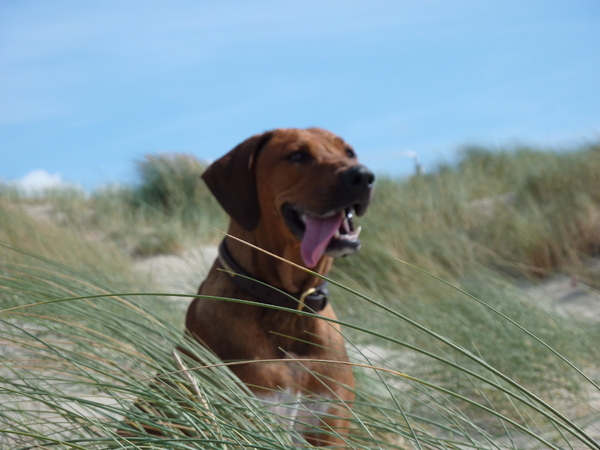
[217,239,329,313]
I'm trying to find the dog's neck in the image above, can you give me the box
[225,221,333,294]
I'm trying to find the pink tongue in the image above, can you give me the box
[301,212,344,268]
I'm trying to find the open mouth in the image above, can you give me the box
[282,203,363,268]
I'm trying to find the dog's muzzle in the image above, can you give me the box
[283,165,375,267]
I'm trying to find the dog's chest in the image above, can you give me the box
[255,389,333,440]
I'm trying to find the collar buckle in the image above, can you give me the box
[298,287,317,312]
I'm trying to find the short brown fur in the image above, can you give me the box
[185,128,373,446]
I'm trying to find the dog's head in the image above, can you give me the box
[202,128,375,268]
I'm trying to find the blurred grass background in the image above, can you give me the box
[1,142,599,448]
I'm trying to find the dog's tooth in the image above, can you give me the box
[334,230,341,238]
[342,217,350,233]
[346,209,355,231]
[355,226,362,237]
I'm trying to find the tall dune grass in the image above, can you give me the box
[351,142,600,282]
[0,241,597,448]
[1,142,599,448]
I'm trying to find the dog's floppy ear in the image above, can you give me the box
[202,131,274,231]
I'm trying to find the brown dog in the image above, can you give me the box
[185,128,374,446]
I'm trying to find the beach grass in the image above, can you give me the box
[1,142,599,448]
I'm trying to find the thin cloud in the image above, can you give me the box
[18,170,64,191]
[10,169,84,195]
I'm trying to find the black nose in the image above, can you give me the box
[342,165,375,192]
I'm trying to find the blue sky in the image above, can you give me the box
[1,1,599,190]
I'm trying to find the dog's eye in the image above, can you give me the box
[287,150,312,163]
[345,148,356,158]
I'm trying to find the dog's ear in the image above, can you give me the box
[202,131,274,231]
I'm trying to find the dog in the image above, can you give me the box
[185,128,374,446]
